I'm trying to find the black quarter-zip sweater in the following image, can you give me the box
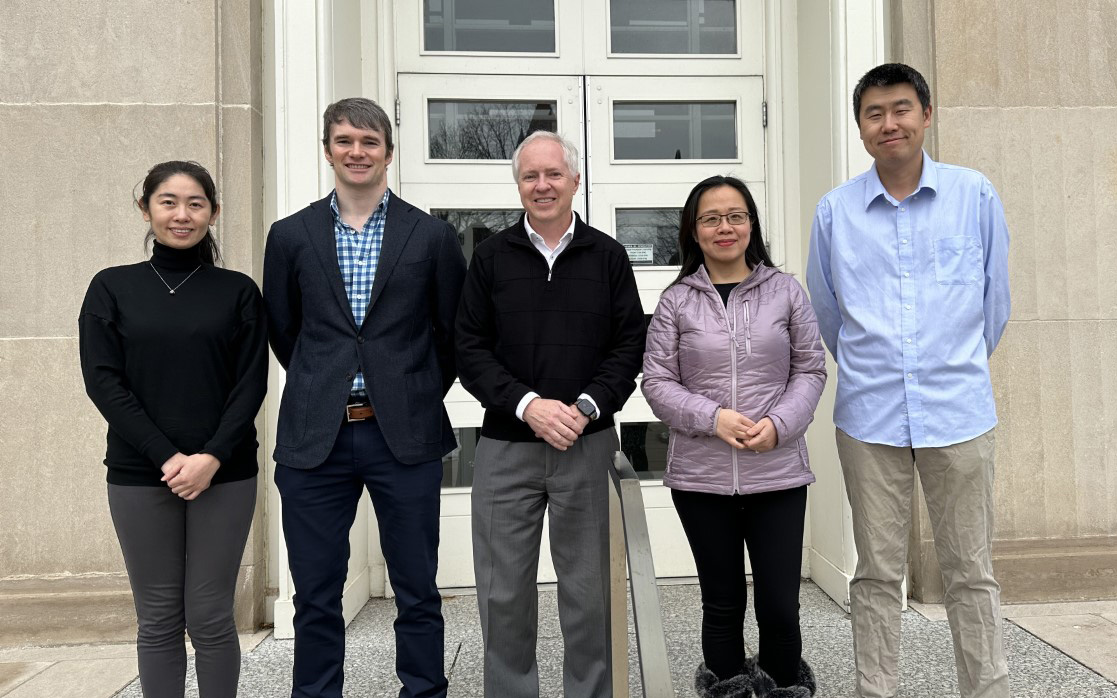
[455,215,646,442]
[79,241,268,486]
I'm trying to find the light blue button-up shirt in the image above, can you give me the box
[806,151,1010,448]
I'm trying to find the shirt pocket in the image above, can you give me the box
[933,235,982,285]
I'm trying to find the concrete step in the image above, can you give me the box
[0,576,137,648]
[994,536,1117,604]
[912,535,1117,604]
[1,566,264,649]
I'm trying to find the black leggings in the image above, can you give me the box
[672,486,807,687]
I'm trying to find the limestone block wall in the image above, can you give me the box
[0,0,266,639]
[894,0,1117,602]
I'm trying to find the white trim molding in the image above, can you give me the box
[261,0,890,635]
[264,0,377,639]
[804,0,889,611]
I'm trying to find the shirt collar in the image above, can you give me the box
[864,150,938,209]
[524,212,577,249]
[330,188,391,229]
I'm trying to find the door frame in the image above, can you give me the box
[263,0,887,637]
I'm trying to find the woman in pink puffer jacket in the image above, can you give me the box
[642,176,826,698]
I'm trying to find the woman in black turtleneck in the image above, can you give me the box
[79,161,266,697]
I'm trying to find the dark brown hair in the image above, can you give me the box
[321,97,394,152]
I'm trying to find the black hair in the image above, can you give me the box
[136,160,221,265]
[670,175,775,287]
[852,62,932,126]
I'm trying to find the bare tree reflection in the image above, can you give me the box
[617,208,682,266]
[429,101,557,160]
[432,208,521,264]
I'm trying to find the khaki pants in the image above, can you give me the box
[836,428,1009,698]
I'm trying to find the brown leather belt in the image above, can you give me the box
[345,402,376,422]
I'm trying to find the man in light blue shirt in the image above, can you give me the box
[807,64,1010,698]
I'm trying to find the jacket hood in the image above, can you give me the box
[679,262,780,295]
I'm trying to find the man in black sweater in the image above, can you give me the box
[456,131,646,698]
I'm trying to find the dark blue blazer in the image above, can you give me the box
[263,192,467,468]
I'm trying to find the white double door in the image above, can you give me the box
[394,71,767,588]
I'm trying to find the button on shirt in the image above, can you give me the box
[806,152,1011,448]
[332,188,389,396]
[514,213,600,421]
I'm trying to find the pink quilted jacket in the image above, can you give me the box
[641,264,827,495]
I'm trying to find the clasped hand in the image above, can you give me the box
[524,398,590,451]
[161,453,221,500]
[715,410,778,453]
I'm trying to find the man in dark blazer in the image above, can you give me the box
[263,97,466,698]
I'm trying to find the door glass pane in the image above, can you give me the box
[613,102,736,160]
[428,100,558,160]
[620,421,670,480]
[432,208,521,263]
[424,0,556,53]
[617,208,681,266]
[442,427,482,488]
[610,0,736,54]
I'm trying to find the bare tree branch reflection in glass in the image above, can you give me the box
[428,101,558,160]
[432,208,522,264]
[617,208,682,266]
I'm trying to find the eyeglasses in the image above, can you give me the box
[696,211,753,228]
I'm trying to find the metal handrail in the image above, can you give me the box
[608,451,673,697]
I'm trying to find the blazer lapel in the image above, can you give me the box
[362,193,418,327]
[304,195,357,331]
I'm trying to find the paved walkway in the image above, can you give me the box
[2,581,1115,697]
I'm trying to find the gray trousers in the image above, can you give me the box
[108,477,256,698]
[836,429,1008,698]
[471,429,618,698]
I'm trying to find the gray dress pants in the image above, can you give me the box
[108,477,256,698]
[471,428,618,698]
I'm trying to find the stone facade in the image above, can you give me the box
[894,0,1117,602]
[2,0,1114,648]
[0,0,266,641]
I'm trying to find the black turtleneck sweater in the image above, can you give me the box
[79,242,268,486]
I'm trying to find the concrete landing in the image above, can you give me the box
[114,582,1117,697]
[3,581,1115,697]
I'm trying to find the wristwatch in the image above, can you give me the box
[575,397,598,421]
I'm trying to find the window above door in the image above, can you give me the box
[399,0,763,75]
[397,74,583,185]
[423,0,557,54]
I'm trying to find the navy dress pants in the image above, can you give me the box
[275,419,446,698]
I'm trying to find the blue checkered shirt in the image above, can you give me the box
[331,188,389,396]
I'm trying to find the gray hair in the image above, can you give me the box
[511,131,580,181]
[322,97,394,152]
